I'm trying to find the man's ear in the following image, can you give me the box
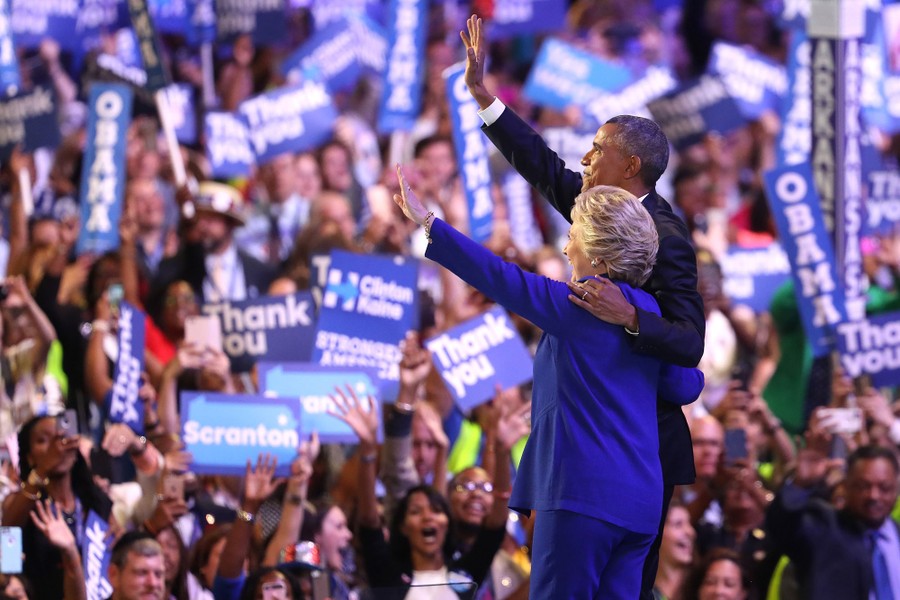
[624,155,643,181]
[108,563,120,592]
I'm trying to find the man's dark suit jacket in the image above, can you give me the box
[767,483,899,599]
[483,109,705,485]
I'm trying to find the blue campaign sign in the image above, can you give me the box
[310,0,385,29]
[865,147,900,235]
[861,10,900,134]
[216,0,286,47]
[647,75,746,150]
[837,310,900,387]
[258,362,383,443]
[201,292,316,373]
[489,0,566,39]
[239,80,338,165]
[75,0,132,51]
[0,0,19,97]
[161,83,196,144]
[720,244,792,313]
[0,87,58,160]
[376,0,427,133]
[181,392,301,476]
[205,111,254,178]
[708,42,787,120]
[313,250,418,399]
[105,302,146,433]
[764,164,846,355]
[127,0,170,92]
[522,38,633,111]
[76,83,133,255]
[445,62,493,243]
[82,511,113,600]
[776,28,811,166]
[186,0,215,46]
[281,18,363,93]
[10,0,78,50]
[583,65,678,127]
[148,0,186,33]
[424,306,533,412]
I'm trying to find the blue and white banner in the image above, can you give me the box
[105,302,146,434]
[202,292,316,373]
[258,363,383,443]
[445,62,493,243]
[376,0,426,133]
[181,392,300,476]
[148,0,186,33]
[205,111,254,178]
[76,83,132,255]
[238,80,337,165]
[646,75,746,150]
[489,0,566,39]
[866,148,900,235]
[161,83,196,144]
[0,86,57,160]
[720,244,792,313]
[583,65,677,127]
[10,0,78,50]
[425,306,533,412]
[776,28,811,166]
[0,0,20,97]
[186,0,214,46]
[861,4,900,133]
[708,42,787,120]
[127,0,169,92]
[281,17,386,93]
[82,510,113,600]
[216,0,286,46]
[76,0,132,54]
[764,164,846,355]
[522,38,632,110]
[838,310,900,386]
[313,250,418,400]
[310,0,385,28]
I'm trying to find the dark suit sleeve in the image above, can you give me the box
[482,109,583,222]
[631,227,705,367]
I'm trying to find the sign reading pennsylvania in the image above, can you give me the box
[522,38,632,110]
[647,75,746,150]
[490,0,566,39]
[313,250,418,400]
[182,392,300,476]
[425,306,533,412]
[202,292,315,373]
[258,363,383,443]
[720,244,791,313]
[838,311,900,387]
[238,80,337,165]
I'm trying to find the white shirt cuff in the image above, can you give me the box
[477,97,506,127]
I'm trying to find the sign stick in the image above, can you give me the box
[155,89,187,188]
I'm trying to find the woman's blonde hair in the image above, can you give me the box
[571,185,659,288]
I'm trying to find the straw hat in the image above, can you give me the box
[194,181,246,226]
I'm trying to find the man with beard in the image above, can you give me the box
[152,182,275,307]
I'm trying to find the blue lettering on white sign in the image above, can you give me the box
[445,62,493,243]
[377,0,426,133]
[425,306,533,412]
[764,164,846,355]
[258,363,382,443]
[182,392,300,476]
[838,310,900,386]
[202,292,315,373]
[76,83,133,255]
[82,511,113,600]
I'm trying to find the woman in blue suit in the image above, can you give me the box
[393,167,703,599]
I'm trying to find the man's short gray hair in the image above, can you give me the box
[571,185,658,288]
[111,536,163,569]
[605,115,669,188]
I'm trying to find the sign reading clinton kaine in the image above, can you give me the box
[425,306,533,412]
[238,80,337,165]
[313,250,418,400]
[202,292,315,373]
[838,310,900,386]
[720,244,791,313]
[258,362,383,443]
[182,392,300,476]
[647,75,746,150]
[490,0,566,39]
[522,38,632,111]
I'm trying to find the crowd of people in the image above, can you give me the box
[1,0,900,599]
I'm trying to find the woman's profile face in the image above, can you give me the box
[699,559,747,600]
[563,222,593,281]
[315,506,353,571]
[27,418,77,476]
[400,491,449,560]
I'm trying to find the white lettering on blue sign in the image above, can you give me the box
[838,319,900,378]
[314,331,401,380]
[868,169,900,228]
[207,114,253,166]
[242,82,329,156]
[781,38,811,166]
[84,520,112,600]
[842,39,864,320]
[452,75,492,219]
[183,420,300,447]
[84,90,123,234]
[109,306,141,424]
[384,0,418,112]
[586,66,676,124]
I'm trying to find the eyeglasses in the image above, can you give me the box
[454,481,493,494]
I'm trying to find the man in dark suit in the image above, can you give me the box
[152,182,275,309]
[767,444,900,599]
[461,16,705,598]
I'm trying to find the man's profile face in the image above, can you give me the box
[844,457,899,528]
[580,124,631,192]
[111,552,166,600]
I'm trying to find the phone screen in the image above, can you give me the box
[108,283,124,315]
[0,528,22,574]
[724,429,748,465]
[184,315,223,352]
[162,474,184,500]
[57,409,78,439]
